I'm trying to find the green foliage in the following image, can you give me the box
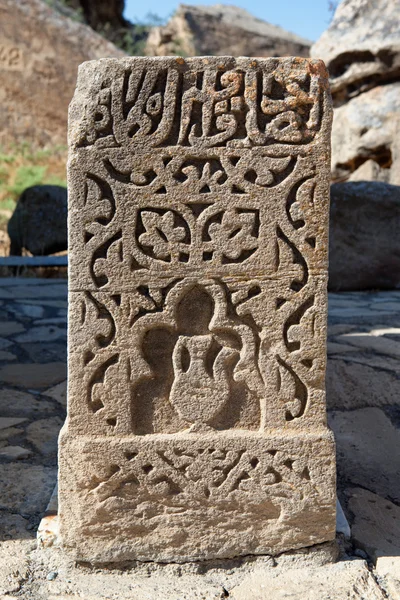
[43,0,85,23]
[7,166,47,198]
[170,37,189,58]
[0,143,67,230]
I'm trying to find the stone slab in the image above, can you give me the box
[0,464,57,514]
[26,417,64,456]
[376,557,400,599]
[59,431,336,562]
[326,359,400,410]
[347,487,400,560]
[0,362,67,389]
[0,389,55,418]
[0,446,33,460]
[0,514,34,597]
[43,381,67,408]
[60,56,335,562]
[330,408,400,502]
[229,560,386,600]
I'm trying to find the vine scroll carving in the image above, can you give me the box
[59,56,336,564]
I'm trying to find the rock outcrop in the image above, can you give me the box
[329,181,400,291]
[0,0,124,148]
[311,0,400,105]
[331,83,400,184]
[311,0,400,184]
[146,4,311,58]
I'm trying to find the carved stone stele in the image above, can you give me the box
[59,56,336,563]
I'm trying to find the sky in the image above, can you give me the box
[124,0,334,43]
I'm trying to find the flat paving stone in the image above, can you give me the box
[43,380,67,408]
[4,285,67,299]
[347,487,400,560]
[0,322,25,336]
[326,359,400,410]
[26,417,64,456]
[0,278,66,286]
[8,303,45,319]
[338,332,400,359]
[32,318,67,326]
[376,557,400,599]
[15,326,67,343]
[0,417,27,430]
[0,513,34,596]
[327,341,356,354]
[16,299,68,309]
[332,354,400,373]
[0,427,24,442]
[0,445,33,460]
[0,363,67,388]
[330,408,400,502]
[0,351,16,361]
[23,342,67,363]
[0,389,56,418]
[0,463,57,513]
[0,338,13,350]
[230,561,385,600]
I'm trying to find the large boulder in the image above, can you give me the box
[8,185,67,256]
[311,0,400,185]
[0,0,124,147]
[331,83,400,184]
[329,181,400,291]
[311,0,400,105]
[145,4,311,57]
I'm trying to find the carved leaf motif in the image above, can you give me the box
[139,211,187,261]
[207,211,258,260]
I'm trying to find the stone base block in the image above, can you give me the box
[58,430,336,563]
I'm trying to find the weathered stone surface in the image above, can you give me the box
[0,464,56,514]
[22,542,337,600]
[0,321,25,335]
[26,417,64,456]
[15,325,67,343]
[326,359,400,410]
[311,0,400,103]
[0,445,33,459]
[330,408,400,502]
[0,0,124,147]
[0,350,16,361]
[146,4,311,58]
[43,380,67,408]
[0,362,66,388]
[0,417,26,430]
[59,56,335,562]
[8,185,67,257]
[230,560,386,600]
[347,487,400,560]
[329,182,400,291]
[376,556,400,599]
[330,83,400,183]
[0,514,34,597]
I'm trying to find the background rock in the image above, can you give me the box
[330,83,400,184]
[311,0,400,186]
[146,4,311,57]
[7,185,67,256]
[0,0,124,148]
[329,181,400,291]
[311,0,400,104]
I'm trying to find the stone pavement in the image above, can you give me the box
[0,278,399,598]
